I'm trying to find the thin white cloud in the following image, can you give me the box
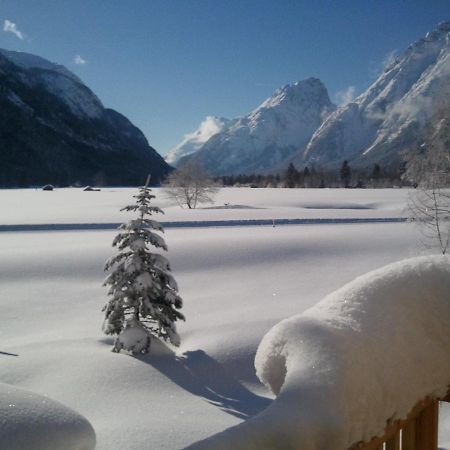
[74,55,87,65]
[3,20,24,40]
[335,86,356,106]
[382,50,398,70]
[369,49,398,79]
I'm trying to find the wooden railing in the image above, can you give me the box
[350,391,450,450]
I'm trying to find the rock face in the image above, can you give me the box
[294,21,450,170]
[0,49,171,187]
[174,78,335,175]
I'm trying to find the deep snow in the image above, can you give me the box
[0,187,410,225]
[0,382,96,450]
[0,188,448,449]
[189,256,450,449]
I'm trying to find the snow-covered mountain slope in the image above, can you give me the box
[165,116,230,166]
[0,48,170,186]
[0,49,83,83]
[0,49,103,119]
[294,21,450,170]
[177,78,335,175]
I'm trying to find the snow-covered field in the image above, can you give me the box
[0,187,448,449]
[0,187,409,224]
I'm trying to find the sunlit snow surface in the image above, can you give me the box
[0,187,409,224]
[0,383,96,450]
[190,256,450,449]
[0,187,448,449]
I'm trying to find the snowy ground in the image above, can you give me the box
[0,187,410,224]
[0,188,448,449]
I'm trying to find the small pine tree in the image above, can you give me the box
[285,163,300,188]
[371,163,381,181]
[102,178,184,353]
[340,160,352,188]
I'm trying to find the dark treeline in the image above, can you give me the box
[216,161,408,189]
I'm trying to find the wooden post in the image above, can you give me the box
[402,420,416,450]
[349,389,449,450]
[415,400,439,450]
[385,430,400,450]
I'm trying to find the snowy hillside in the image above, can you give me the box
[0,48,170,187]
[294,21,450,169]
[165,116,230,165]
[0,48,83,83]
[177,78,335,175]
[0,48,104,119]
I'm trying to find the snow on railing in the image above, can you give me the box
[351,391,450,450]
[187,256,450,450]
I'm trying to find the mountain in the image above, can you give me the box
[0,49,170,187]
[174,78,335,175]
[165,116,230,166]
[293,21,450,170]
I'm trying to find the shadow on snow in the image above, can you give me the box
[135,347,271,420]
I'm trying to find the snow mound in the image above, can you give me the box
[188,255,450,450]
[0,382,96,450]
[112,321,151,354]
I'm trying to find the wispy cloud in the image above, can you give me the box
[369,49,398,79]
[3,20,24,40]
[335,86,356,106]
[382,50,398,70]
[73,54,87,65]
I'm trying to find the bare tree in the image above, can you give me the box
[164,163,219,209]
[405,114,450,254]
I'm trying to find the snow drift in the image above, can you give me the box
[187,255,450,450]
[0,382,96,450]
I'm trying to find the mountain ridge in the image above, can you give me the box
[0,48,170,187]
[170,21,450,176]
[295,21,450,170]
[174,77,336,175]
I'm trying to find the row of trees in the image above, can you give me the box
[217,161,405,189]
[161,159,408,210]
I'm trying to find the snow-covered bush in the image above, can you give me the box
[102,180,184,353]
[187,255,450,450]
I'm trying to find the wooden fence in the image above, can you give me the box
[350,391,450,450]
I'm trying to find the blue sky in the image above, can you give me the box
[1,0,449,155]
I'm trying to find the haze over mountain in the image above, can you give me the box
[173,78,335,175]
[0,49,170,187]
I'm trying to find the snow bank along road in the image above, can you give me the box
[0,217,408,232]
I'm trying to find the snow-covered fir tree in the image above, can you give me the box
[102,178,184,353]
